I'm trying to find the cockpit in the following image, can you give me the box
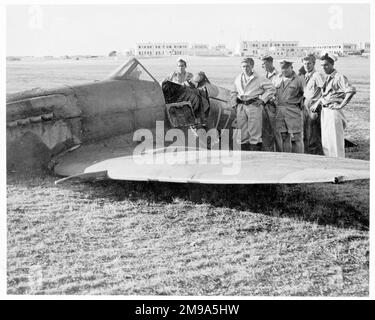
[106,58,230,129]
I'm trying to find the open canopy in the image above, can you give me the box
[105,58,158,83]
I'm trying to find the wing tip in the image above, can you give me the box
[55,170,109,185]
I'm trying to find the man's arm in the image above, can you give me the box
[259,77,276,104]
[186,72,193,82]
[161,72,174,85]
[182,72,195,87]
[308,76,323,112]
[331,92,356,110]
[298,76,305,96]
[230,83,239,109]
[298,77,305,109]
[332,74,356,109]
[310,99,322,113]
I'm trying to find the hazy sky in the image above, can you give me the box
[7,3,371,56]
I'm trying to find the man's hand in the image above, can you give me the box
[328,102,343,110]
[230,93,238,109]
[268,96,276,106]
[310,100,321,113]
[329,92,356,110]
[255,98,266,107]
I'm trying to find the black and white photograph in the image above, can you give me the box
[3,0,373,300]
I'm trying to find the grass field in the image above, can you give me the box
[6,56,370,296]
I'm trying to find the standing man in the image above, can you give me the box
[164,57,193,85]
[274,60,305,153]
[261,54,279,84]
[231,57,276,151]
[310,53,356,158]
[260,55,280,152]
[302,54,325,154]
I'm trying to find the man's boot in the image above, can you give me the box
[241,143,251,151]
[249,143,262,151]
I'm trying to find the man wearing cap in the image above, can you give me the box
[274,60,305,153]
[231,57,276,151]
[302,54,325,155]
[310,53,356,157]
[164,58,193,85]
[260,54,280,152]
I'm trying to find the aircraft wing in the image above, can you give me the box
[54,136,369,184]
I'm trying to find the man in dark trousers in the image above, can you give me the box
[274,60,305,153]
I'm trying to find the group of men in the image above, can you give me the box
[231,53,356,158]
[165,54,356,158]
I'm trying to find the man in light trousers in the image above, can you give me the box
[310,53,356,158]
[231,57,276,151]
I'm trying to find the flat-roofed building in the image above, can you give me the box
[364,42,370,52]
[135,42,189,56]
[312,43,358,56]
[189,43,232,56]
[190,43,210,56]
[359,42,370,53]
[294,46,319,57]
[343,43,358,54]
[236,40,299,57]
[213,44,232,56]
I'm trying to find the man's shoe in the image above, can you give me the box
[249,143,262,151]
[241,143,251,151]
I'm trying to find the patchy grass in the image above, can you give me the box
[7,56,369,296]
[7,173,369,296]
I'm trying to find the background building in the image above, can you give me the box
[310,43,358,56]
[359,42,370,54]
[190,43,210,56]
[236,40,299,57]
[294,46,319,57]
[134,40,368,58]
[235,40,368,57]
[364,42,370,53]
[213,44,233,56]
[189,43,232,56]
[134,42,233,57]
[135,42,189,56]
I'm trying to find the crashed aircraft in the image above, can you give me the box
[6,58,369,184]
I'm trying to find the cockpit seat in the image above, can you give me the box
[162,80,210,127]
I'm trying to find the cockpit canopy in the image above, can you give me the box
[106,58,158,83]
